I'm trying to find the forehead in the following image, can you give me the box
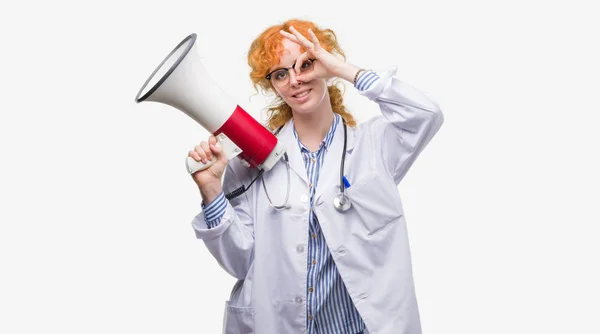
[271,39,302,69]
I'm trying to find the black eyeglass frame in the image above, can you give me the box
[265,59,317,80]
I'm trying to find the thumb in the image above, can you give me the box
[208,135,218,146]
[209,139,227,162]
[296,71,318,83]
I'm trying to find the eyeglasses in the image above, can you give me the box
[265,59,316,87]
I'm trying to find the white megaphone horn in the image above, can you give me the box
[135,33,286,174]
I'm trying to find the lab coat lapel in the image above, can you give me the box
[277,120,309,185]
[315,121,356,201]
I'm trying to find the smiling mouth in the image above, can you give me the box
[293,89,311,98]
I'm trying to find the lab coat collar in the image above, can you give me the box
[293,113,340,153]
[314,116,355,201]
[275,114,356,191]
[277,120,308,185]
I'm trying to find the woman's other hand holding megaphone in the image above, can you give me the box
[188,135,229,204]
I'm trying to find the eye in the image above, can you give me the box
[300,60,313,71]
[274,70,288,81]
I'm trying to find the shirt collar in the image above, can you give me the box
[293,113,340,153]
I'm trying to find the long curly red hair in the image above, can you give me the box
[247,19,357,131]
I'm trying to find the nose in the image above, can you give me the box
[289,70,303,87]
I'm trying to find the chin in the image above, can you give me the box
[290,102,318,115]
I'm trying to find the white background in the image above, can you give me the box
[1,0,599,333]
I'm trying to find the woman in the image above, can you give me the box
[188,19,444,334]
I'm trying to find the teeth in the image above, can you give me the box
[294,90,309,98]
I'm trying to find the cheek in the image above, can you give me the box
[274,85,291,99]
[316,83,329,102]
[273,87,291,104]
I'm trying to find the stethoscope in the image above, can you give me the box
[226,123,351,212]
[332,123,351,211]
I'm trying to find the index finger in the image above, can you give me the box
[280,30,300,44]
[288,26,314,49]
[293,51,311,74]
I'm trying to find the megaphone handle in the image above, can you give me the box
[186,156,217,174]
[185,133,242,174]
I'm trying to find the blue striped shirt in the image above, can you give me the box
[295,112,364,334]
[202,70,380,334]
[202,191,226,229]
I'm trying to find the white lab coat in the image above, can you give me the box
[192,67,444,334]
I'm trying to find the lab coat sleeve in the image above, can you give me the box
[191,162,255,280]
[358,67,444,184]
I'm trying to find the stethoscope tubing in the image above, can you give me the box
[265,123,350,212]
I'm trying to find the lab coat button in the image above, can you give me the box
[300,195,309,203]
[295,296,303,304]
[297,245,304,253]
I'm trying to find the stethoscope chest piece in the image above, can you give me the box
[333,193,352,212]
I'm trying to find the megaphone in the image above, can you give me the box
[135,33,286,174]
